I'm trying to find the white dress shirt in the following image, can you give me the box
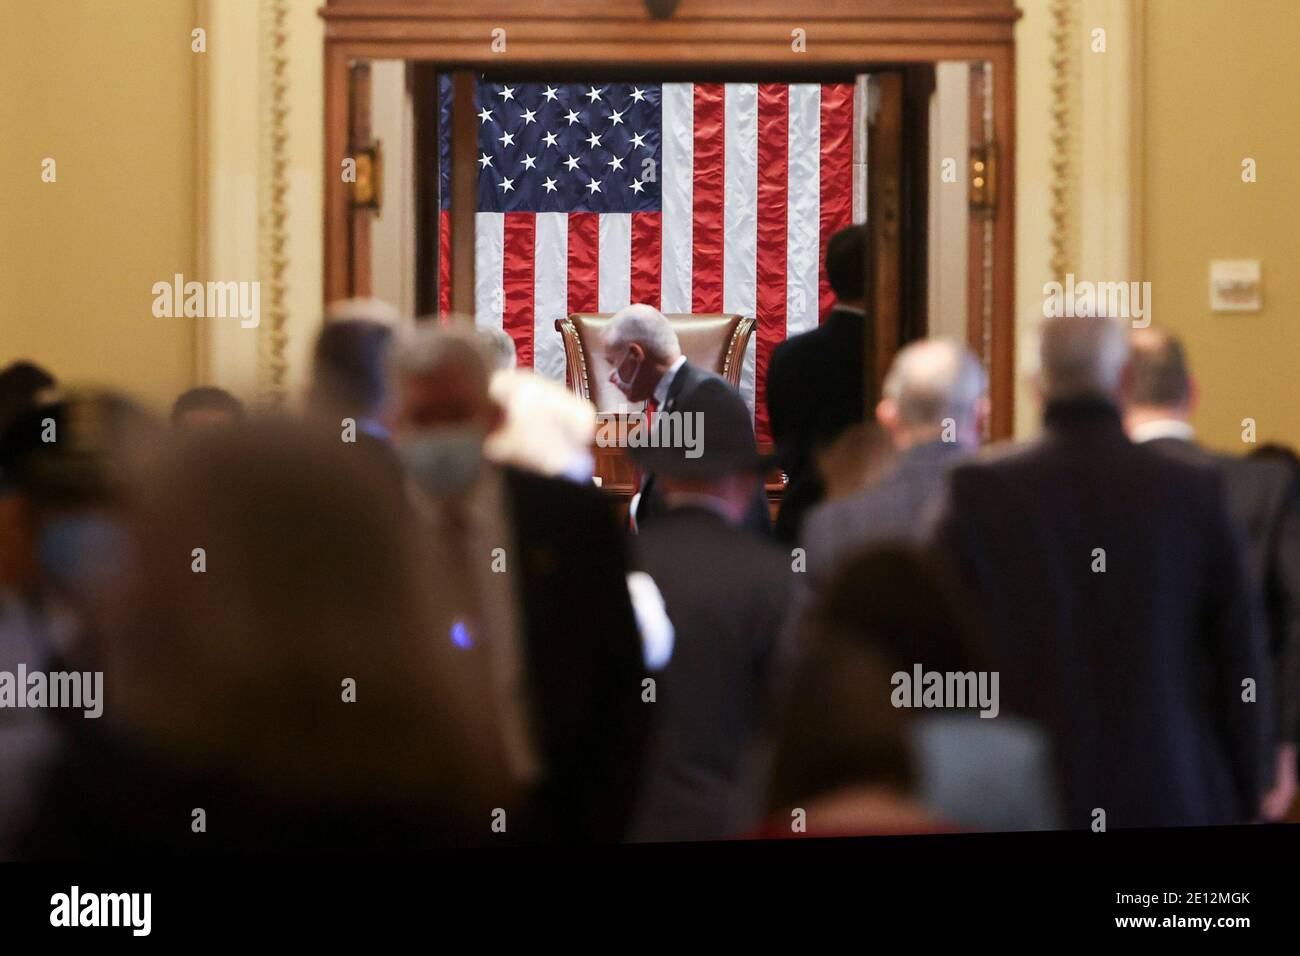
[652,354,688,411]
[1130,418,1195,444]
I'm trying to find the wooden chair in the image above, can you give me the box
[554,312,755,411]
[555,312,781,517]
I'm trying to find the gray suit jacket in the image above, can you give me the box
[801,440,969,588]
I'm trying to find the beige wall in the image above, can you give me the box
[0,0,197,411]
[1144,0,1300,452]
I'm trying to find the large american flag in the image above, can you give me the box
[446,78,862,441]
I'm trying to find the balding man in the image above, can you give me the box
[801,339,987,589]
[1125,327,1300,818]
[601,304,769,536]
[931,315,1272,829]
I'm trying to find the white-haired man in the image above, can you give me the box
[601,304,770,535]
[929,314,1272,830]
[801,338,987,588]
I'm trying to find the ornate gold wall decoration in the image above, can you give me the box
[1047,0,1078,281]
[257,0,291,408]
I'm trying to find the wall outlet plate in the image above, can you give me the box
[1209,260,1262,312]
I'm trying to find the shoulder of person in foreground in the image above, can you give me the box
[1225,453,1297,512]
[501,461,614,515]
[928,437,1031,511]
[910,711,1061,832]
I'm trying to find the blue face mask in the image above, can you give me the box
[397,426,485,497]
[37,512,131,599]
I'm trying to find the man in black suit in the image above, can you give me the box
[765,224,877,545]
[801,338,986,590]
[931,315,1272,829]
[627,380,796,841]
[1125,326,1300,819]
[601,303,769,536]
[394,326,648,843]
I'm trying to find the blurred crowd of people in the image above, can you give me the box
[1,225,1297,855]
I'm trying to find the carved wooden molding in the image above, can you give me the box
[554,317,593,400]
[319,0,1021,58]
[720,318,755,383]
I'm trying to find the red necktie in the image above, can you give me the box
[632,398,661,534]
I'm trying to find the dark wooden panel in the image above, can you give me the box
[411,63,440,317]
[448,71,478,320]
[869,71,903,395]
[594,437,785,521]
[347,61,373,297]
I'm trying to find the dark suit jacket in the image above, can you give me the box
[931,399,1272,829]
[1144,436,1300,742]
[629,506,795,841]
[801,440,968,589]
[633,361,771,537]
[766,306,876,545]
[503,467,650,843]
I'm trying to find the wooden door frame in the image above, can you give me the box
[320,0,1020,438]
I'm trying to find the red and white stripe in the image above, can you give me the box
[474,82,860,442]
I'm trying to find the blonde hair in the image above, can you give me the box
[485,369,597,480]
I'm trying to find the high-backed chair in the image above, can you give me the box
[554,313,755,412]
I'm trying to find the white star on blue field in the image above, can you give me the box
[473,81,663,214]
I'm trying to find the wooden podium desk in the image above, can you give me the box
[592,437,786,525]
